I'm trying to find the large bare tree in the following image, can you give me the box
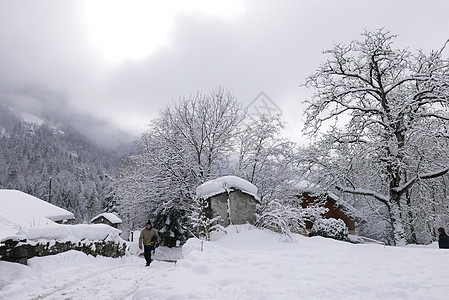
[302,29,449,245]
[115,88,244,244]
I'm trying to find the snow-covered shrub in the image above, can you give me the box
[256,199,327,240]
[312,218,348,241]
[256,200,300,238]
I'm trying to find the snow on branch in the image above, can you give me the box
[393,167,449,195]
[340,103,383,115]
[420,167,449,179]
[335,185,389,204]
[383,76,420,94]
[335,87,382,98]
[419,113,449,121]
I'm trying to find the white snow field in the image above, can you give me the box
[1,224,448,300]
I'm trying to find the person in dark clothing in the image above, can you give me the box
[437,227,449,249]
[139,220,160,266]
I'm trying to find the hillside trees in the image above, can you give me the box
[0,104,119,222]
[302,29,449,245]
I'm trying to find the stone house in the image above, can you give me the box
[196,176,260,227]
[90,212,122,229]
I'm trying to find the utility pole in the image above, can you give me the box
[48,177,52,203]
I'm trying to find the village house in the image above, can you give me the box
[196,176,260,227]
[90,212,122,229]
[0,189,75,241]
[298,191,356,235]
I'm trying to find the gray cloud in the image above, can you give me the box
[1,0,448,146]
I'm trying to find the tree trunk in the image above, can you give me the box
[388,197,407,246]
[405,190,418,244]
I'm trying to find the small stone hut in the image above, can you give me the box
[90,213,122,229]
[196,176,260,227]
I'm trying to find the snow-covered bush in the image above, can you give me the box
[312,218,348,241]
[256,199,327,240]
[189,196,222,241]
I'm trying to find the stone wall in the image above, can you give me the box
[210,193,229,226]
[0,238,127,265]
[228,189,257,225]
[209,189,258,227]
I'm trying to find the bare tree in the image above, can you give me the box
[235,114,298,202]
[235,114,316,238]
[302,29,449,245]
[115,88,244,244]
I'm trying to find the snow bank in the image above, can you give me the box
[143,225,449,299]
[196,175,258,199]
[18,223,122,243]
[2,225,449,299]
[0,235,26,244]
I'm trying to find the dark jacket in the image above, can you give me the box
[438,232,449,249]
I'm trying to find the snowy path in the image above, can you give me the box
[0,247,181,300]
[32,261,175,300]
[33,265,143,300]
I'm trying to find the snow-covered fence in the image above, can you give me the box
[0,224,127,265]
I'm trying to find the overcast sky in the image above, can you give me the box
[1,0,448,146]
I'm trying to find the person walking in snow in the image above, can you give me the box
[437,227,449,249]
[139,220,160,266]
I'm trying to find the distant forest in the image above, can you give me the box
[0,103,123,222]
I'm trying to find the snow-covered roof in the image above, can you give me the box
[196,175,259,200]
[0,189,75,240]
[91,212,122,224]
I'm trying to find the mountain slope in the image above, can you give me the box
[0,103,124,222]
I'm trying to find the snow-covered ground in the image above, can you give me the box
[1,225,448,300]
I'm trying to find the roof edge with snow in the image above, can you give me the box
[196,175,259,200]
[91,212,122,224]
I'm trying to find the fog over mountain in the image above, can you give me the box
[1,86,135,152]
